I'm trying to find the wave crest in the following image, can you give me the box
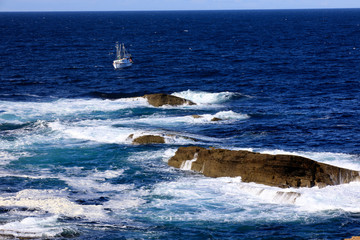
[171,90,240,104]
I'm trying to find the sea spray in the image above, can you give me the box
[172,90,239,104]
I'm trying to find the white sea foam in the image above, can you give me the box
[48,120,197,145]
[0,189,106,219]
[113,111,249,128]
[0,216,67,239]
[49,121,135,144]
[104,189,148,211]
[149,173,360,223]
[0,120,67,150]
[172,90,238,104]
[295,182,360,212]
[198,110,249,122]
[0,97,149,123]
[64,177,133,193]
[61,168,132,193]
[163,148,178,162]
[150,176,301,222]
[91,169,125,179]
[0,151,31,165]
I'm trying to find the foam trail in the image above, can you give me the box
[115,110,249,127]
[60,168,132,192]
[172,90,238,104]
[0,97,149,123]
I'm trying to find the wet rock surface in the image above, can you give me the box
[144,93,195,107]
[168,146,360,188]
[131,135,165,144]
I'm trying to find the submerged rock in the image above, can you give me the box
[132,135,165,144]
[144,93,195,107]
[168,146,360,188]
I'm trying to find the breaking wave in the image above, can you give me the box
[172,90,241,104]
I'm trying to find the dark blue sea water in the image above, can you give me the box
[1,9,360,239]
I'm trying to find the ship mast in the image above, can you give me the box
[115,42,121,60]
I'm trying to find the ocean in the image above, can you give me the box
[0,9,360,239]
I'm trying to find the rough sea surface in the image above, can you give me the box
[0,9,360,239]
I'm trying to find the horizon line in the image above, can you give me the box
[1,7,360,13]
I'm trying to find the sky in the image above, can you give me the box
[1,0,360,12]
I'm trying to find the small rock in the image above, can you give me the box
[211,117,222,121]
[144,93,195,107]
[132,135,165,144]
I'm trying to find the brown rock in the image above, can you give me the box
[144,93,195,107]
[168,146,360,188]
[192,115,203,118]
[132,135,165,144]
[211,117,222,121]
[126,134,134,141]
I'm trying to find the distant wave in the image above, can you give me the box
[171,90,243,104]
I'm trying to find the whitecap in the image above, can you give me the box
[213,110,249,120]
[172,90,239,104]
[0,216,69,239]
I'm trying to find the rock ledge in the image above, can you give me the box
[168,146,360,188]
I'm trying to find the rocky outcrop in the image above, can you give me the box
[168,146,360,188]
[345,237,360,240]
[131,135,165,144]
[144,93,195,107]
